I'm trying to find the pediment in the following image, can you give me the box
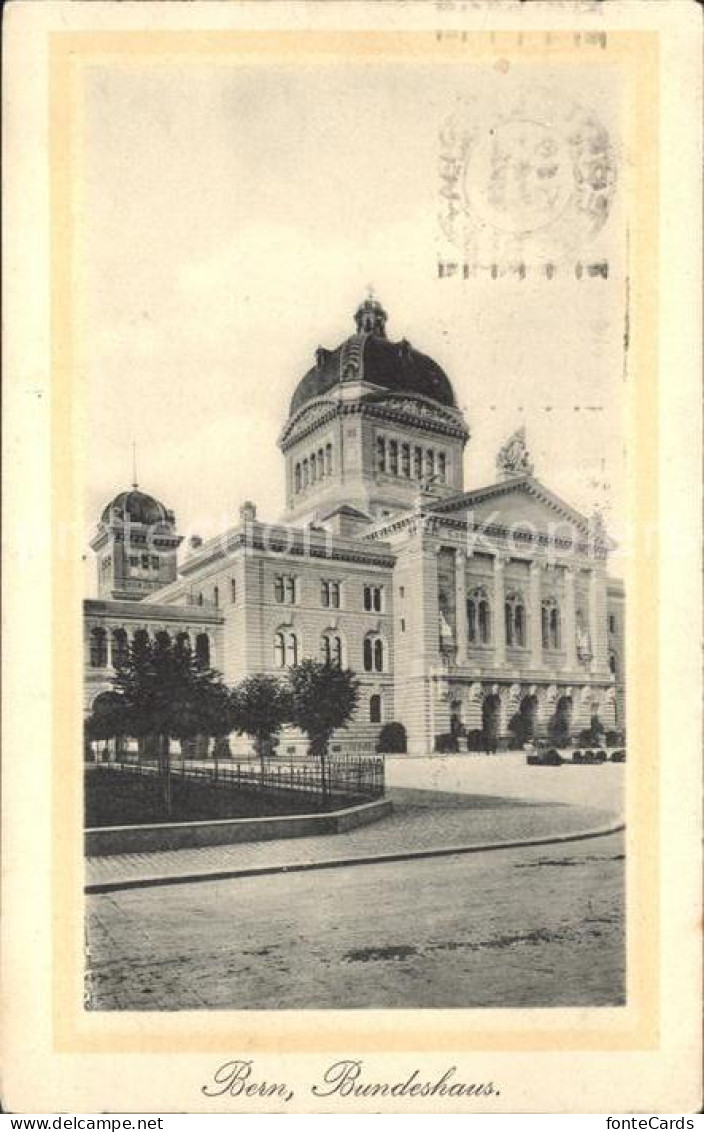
[278,398,338,446]
[436,477,591,540]
[364,392,468,434]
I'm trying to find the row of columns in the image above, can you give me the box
[452,548,605,674]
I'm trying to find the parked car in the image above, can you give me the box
[526,744,563,767]
[572,748,607,764]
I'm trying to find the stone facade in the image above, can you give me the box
[84,298,625,755]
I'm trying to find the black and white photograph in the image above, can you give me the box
[81,29,628,1016]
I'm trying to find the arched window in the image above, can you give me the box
[541,598,561,649]
[437,452,447,483]
[197,592,204,607]
[133,628,149,650]
[325,443,333,476]
[377,436,386,473]
[230,578,236,603]
[154,630,171,649]
[321,633,343,668]
[468,587,491,644]
[505,592,526,647]
[310,453,317,484]
[302,458,309,487]
[369,694,382,724]
[609,651,618,676]
[275,630,298,668]
[425,449,435,479]
[195,633,210,666]
[318,448,324,478]
[90,628,108,669]
[175,631,191,653]
[295,463,301,493]
[364,634,384,672]
[213,585,219,608]
[111,628,129,668]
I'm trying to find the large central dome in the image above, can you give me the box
[289,297,457,417]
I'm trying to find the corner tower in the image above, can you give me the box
[90,486,183,600]
[278,297,470,524]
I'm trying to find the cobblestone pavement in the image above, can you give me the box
[86,792,619,889]
[86,831,625,1010]
[86,754,623,888]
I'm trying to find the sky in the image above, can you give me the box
[78,57,627,591]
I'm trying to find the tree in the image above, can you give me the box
[230,673,291,764]
[286,660,359,797]
[85,632,232,816]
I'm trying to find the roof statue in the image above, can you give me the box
[496,425,535,480]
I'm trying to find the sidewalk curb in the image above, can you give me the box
[85,820,625,895]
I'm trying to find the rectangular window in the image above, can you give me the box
[274,576,285,604]
[389,439,398,476]
[150,555,159,570]
[399,586,405,598]
[401,443,411,477]
[438,452,447,483]
[609,614,616,633]
[140,553,150,570]
[284,576,296,604]
[231,578,237,603]
[129,555,138,567]
[413,446,423,479]
[377,436,386,473]
[364,585,383,612]
[400,618,406,632]
[321,579,341,608]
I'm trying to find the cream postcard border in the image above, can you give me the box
[51,24,658,1057]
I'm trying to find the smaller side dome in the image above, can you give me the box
[100,488,174,527]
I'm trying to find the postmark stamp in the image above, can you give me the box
[439,86,617,273]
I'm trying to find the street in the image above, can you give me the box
[87,830,624,1011]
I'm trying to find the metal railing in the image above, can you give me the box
[93,753,385,802]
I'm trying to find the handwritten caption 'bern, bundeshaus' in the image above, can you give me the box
[202,1059,501,1103]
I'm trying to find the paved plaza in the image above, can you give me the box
[85,754,625,1010]
[86,753,624,890]
[87,831,625,1010]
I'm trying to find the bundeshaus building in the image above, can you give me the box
[84,296,625,756]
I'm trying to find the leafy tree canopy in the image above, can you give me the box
[230,674,291,749]
[88,632,232,742]
[286,660,359,758]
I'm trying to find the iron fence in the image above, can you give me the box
[93,753,385,802]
